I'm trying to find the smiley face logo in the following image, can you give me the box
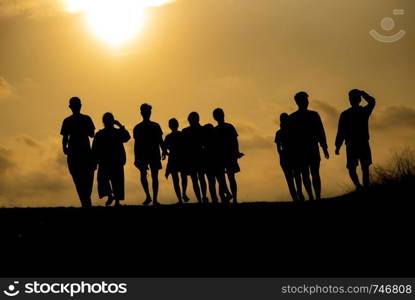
[370,9,406,43]
[3,282,20,297]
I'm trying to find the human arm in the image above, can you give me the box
[158,126,167,160]
[133,127,140,169]
[114,120,131,143]
[233,126,244,158]
[316,114,329,159]
[335,113,345,155]
[87,116,95,138]
[275,132,282,155]
[62,135,69,155]
[361,90,376,115]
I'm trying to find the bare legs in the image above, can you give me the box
[140,169,151,204]
[170,172,189,204]
[310,162,321,200]
[282,167,299,202]
[190,173,202,202]
[348,167,361,189]
[181,173,189,202]
[362,165,370,188]
[217,172,231,203]
[348,164,370,189]
[171,172,182,203]
[300,167,314,200]
[139,168,159,205]
[198,172,208,202]
[227,172,238,204]
[207,174,219,203]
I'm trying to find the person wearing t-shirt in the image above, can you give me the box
[213,108,244,204]
[133,103,167,205]
[335,89,376,189]
[60,97,95,208]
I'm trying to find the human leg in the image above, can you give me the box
[282,166,298,202]
[310,161,321,200]
[301,166,314,200]
[361,164,370,188]
[140,168,152,204]
[227,172,238,204]
[171,172,182,203]
[150,168,160,204]
[180,172,189,202]
[190,172,202,202]
[207,173,218,203]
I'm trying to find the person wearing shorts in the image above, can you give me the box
[336,89,376,189]
[133,103,167,205]
[213,108,244,204]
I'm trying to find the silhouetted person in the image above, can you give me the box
[202,123,220,203]
[133,103,167,205]
[164,118,189,204]
[92,113,130,207]
[60,97,95,208]
[289,92,329,200]
[182,112,208,203]
[335,89,376,189]
[275,113,304,202]
[213,108,244,204]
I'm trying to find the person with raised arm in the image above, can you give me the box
[335,90,376,189]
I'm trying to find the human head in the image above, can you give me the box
[140,103,152,120]
[280,113,289,129]
[168,118,179,131]
[102,112,114,128]
[213,108,225,123]
[294,91,309,111]
[187,112,200,126]
[69,97,81,114]
[204,123,214,130]
[348,89,362,107]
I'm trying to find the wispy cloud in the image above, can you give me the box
[0,76,14,98]
[0,0,62,18]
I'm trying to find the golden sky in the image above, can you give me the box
[0,0,414,207]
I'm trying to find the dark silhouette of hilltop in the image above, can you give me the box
[1,149,414,277]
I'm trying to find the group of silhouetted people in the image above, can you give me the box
[61,89,375,208]
[275,90,376,201]
[61,97,243,207]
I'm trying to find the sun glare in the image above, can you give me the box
[67,0,171,46]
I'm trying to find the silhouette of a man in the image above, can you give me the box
[60,97,95,208]
[289,92,329,200]
[275,113,304,202]
[213,108,244,204]
[182,112,208,203]
[203,123,220,203]
[164,118,189,204]
[133,103,166,205]
[335,89,376,189]
[92,112,130,207]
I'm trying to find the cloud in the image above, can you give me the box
[0,136,72,207]
[312,100,340,128]
[307,101,415,134]
[0,77,14,98]
[15,135,42,148]
[0,0,62,18]
[373,106,415,131]
[0,147,14,174]
[236,121,274,151]
[0,0,175,18]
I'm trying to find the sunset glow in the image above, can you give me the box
[66,0,171,46]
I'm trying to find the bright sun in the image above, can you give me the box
[67,0,171,46]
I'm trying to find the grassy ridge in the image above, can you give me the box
[0,150,414,277]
